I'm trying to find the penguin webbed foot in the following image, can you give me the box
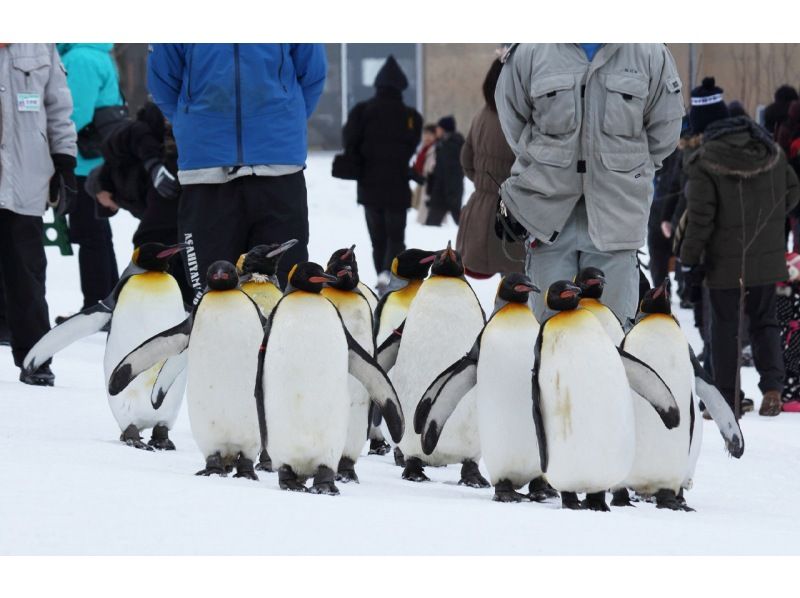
[561,492,584,510]
[581,491,610,512]
[368,438,391,456]
[233,455,259,481]
[402,457,430,482]
[278,465,307,492]
[310,465,340,495]
[196,453,227,477]
[147,424,176,451]
[120,424,154,451]
[528,476,559,502]
[610,488,636,508]
[393,446,406,467]
[493,480,531,503]
[335,457,359,484]
[459,460,490,488]
[255,449,273,472]
[656,489,695,512]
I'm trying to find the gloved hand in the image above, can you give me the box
[680,262,706,287]
[144,158,180,200]
[48,153,78,217]
[494,196,528,242]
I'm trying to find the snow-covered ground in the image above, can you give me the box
[1,153,798,555]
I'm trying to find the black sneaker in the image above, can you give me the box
[20,364,55,387]
[741,398,755,413]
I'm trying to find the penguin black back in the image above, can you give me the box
[575,267,606,300]
[639,281,671,315]
[206,261,239,291]
[392,248,437,280]
[132,242,187,272]
[430,242,464,278]
[545,280,582,311]
[286,262,338,294]
[498,273,540,304]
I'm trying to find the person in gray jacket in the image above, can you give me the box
[495,43,685,324]
[0,43,77,385]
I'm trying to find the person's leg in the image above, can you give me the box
[243,172,310,289]
[0,264,9,345]
[425,206,447,227]
[364,206,388,274]
[708,288,740,409]
[0,210,51,367]
[382,208,408,273]
[68,176,119,308]
[179,181,248,304]
[647,226,671,288]
[745,284,784,397]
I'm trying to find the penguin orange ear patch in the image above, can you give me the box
[236,254,246,272]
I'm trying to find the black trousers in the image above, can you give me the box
[708,285,784,407]
[425,203,460,226]
[179,172,309,303]
[647,225,672,288]
[69,176,119,309]
[364,206,407,274]
[0,209,51,366]
[133,227,194,305]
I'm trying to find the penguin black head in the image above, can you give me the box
[286,262,338,294]
[326,245,360,291]
[236,239,298,277]
[497,273,540,304]
[206,261,239,291]
[545,280,582,311]
[132,242,187,272]
[391,248,437,280]
[639,281,672,315]
[575,267,606,300]
[430,242,464,278]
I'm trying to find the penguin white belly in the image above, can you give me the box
[376,283,419,345]
[477,306,541,487]
[539,310,634,493]
[580,300,623,346]
[186,291,263,460]
[392,277,484,465]
[322,289,374,463]
[104,272,187,431]
[622,315,693,494]
[265,293,350,477]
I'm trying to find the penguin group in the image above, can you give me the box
[24,241,744,508]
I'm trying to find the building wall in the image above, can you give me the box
[422,44,499,134]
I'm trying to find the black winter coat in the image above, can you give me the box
[342,87,422,209]
[428,132,465,211]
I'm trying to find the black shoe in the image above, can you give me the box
[741,398,755,413]
[0,322,10,346]
[20,364,55,387]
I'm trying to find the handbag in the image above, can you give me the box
[77,104,130,159]
[331,152,362,180]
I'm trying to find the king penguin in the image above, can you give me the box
[415,273,559,502]
[613,282,744,510]
[256,262,404,495]
[530,280,680,510]
[109,261,266,479]
[236,239,298,317]
[379,243,489,486]
[23,242,189,450]
[320,247,377,483]
[575,267,624,345]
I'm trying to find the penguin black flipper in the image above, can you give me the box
[616,346,680,429]
[415,335,481,455]
[341,323,404,443]
[108,315,193,396]
[254,301,279,453]
[376,320,405,372]
[531,326,548,473]
[22,302,113,374]
[151,351,188,409]
[689,346,744,458]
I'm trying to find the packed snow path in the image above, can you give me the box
[1,154,798,555]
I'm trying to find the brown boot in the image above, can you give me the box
[759,390,783,417]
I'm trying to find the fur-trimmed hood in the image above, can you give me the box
[691,116,781,178]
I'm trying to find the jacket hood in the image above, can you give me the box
[696,116,781,178]
[57,43,114,55]
[374,55,408,92]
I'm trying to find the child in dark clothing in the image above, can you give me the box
[776,252,800,412]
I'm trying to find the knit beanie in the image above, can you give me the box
[690,77,729,134]
[437,115,456,133]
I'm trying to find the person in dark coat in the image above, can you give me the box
[680,78,800,418]
[764,84,799,138]
[342,55,423,287]
[647,145,682,288]
[425,116,465,226]
[85,102,193,303]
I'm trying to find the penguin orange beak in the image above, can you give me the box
[584,277,604,287]
[653,281,667,299]
[337,266,353,278]
[310,273,339,284]
[341,244,356,261]
[419,254,436,264]
[514,283,540,293]
[559,283,581,299]
[442,241,457,263]
[156,243,189,259]
[210,272,230,281]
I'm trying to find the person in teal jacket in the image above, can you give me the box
[57,43,122,311]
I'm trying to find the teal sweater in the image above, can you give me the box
[57,43,124,176]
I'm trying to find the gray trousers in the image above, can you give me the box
[526,199,640,325]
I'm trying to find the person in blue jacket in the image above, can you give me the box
[57,43,123,312]
[148,43,327,299]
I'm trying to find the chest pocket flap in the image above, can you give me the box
[530,74,577,136]
[11,54,51,92]
[603,74,649,138]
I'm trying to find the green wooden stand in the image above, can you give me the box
[42,214,73,256]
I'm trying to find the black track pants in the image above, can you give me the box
[363,206,407,274]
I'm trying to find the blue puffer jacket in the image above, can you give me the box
[147,43,327,171]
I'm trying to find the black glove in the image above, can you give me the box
[145,158,180,200]
[680,263,706,288]
[494,196,528,242]
[49,153,78,216]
